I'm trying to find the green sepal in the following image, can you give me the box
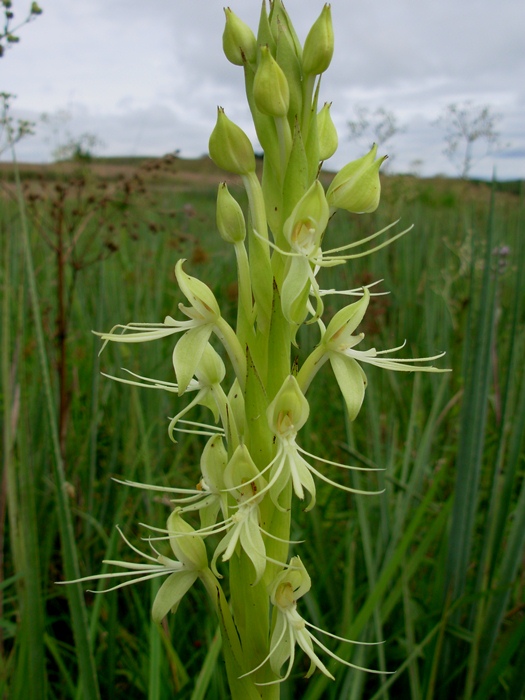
[199,435,228,528]
[324,288,370,346]
[195,343,226,386]
[329,352,368,421]
[280,255,311,327]
[197,390,220,423]
[282,179,329,252]
[223,444,265,495]
[152,570,198,624]
[267,375,310,434]
[200,435,227,491]
[175,259,220,320]
[268,612,291,677]
[167,510,208,570]
[172,326,213,395]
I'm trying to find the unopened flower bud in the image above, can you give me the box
[216,182,246,243]
[302,4,334,76]
[326,144,387,213]
[200,435,228,493]
[167,510,208,570]
[209,107,255,175]
[267,375,310,439]
[222,7,257,66]
[317,102,338,160]
[253,45,290,117]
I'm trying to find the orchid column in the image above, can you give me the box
[71,2,448,697]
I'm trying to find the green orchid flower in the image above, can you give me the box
[59,512,209,624]
[233,376,383,514]
[298,288,449,420]
[241,556,387,685]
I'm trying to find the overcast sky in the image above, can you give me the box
[2,0,524,179]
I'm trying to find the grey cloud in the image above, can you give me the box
[2,0,523,179]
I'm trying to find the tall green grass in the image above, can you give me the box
[1,163,523,699]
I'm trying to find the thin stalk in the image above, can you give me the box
[12,148,101,700]
[301,73,316,145]
[14,388,46,700]
[445,192,497,605]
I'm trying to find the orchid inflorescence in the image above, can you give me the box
[63,2,448,695]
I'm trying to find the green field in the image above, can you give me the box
[1,156,524,699]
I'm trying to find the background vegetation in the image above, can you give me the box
[1,155,524,699]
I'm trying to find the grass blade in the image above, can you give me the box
[13,152,101,700]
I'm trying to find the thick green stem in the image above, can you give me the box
[242,172,273,337]
[275,116,292,174]
[200,566,280,700]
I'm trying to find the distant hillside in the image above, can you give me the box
[1,155,522,199]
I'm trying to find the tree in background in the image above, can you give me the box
[347,105,404,168]
[435,101,503,179]
[40,110,104,162]
[1,2,42,155]
[0,91,35,156]
[0,0,42,57]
